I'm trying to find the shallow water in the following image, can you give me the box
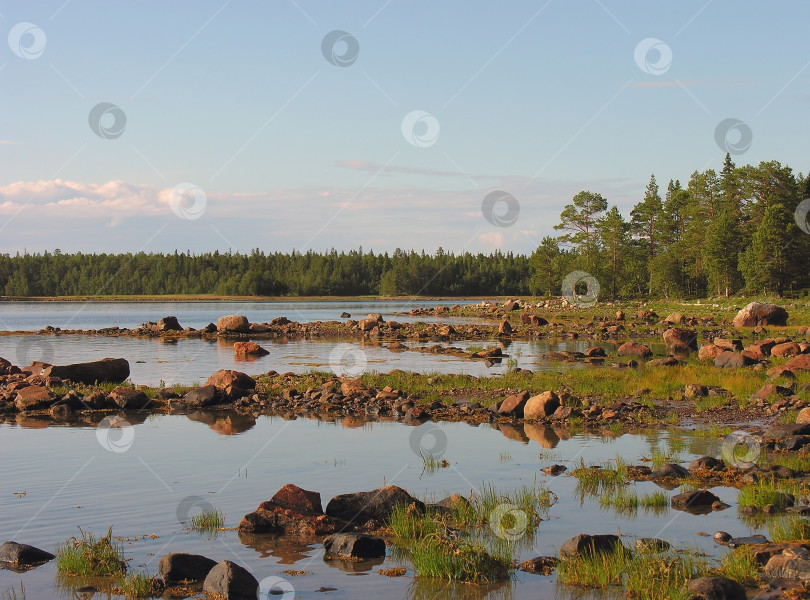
[0,415,768,599]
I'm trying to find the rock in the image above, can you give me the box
[637,310,658,321]
[523,391,561,421]
[184,385,221,407]
[271,483,323,513]
[503,300,520,311]
[158,553,217,583]
[340,312,351,318]
[617,342,652,358]
[499,319,513,335]
[781,354,810,373]
[689,456,724,473]
[634,538,670,552]
[753,383,792,401]
[746,339,777,359]
[107,387,148,410]
[205,370,255,390]
[585,347,606,358]
[713,531,732,544]
[665,312,685,324]
[340,380,370,397]
[663,328,698,353]
[671,490,720,513]
[699,344,725,361]
[713,338,743,352]
[763,423,810,443]
[728,535,770,548]
[651,463,689,479]
[325,486,424,527]
[796,407,810,425]
[647,357,681,367]
[684,384,708,399]
[519,556,558,574]
[323,533,386,560]
[157,316,183,332]
[43,358,130,384]
[713,351,756,368]
[559,534,621,558]
[685,575,746,600]
[772,342,802,357]
[541,464,566,476]
[366,313,384,323]
[14,386,56,412]
[217,315,250,333]
[434,494,472,511]
[765,554,810,579]
[733,302,788,328]
[498,391,529,417]
[202,560,258,599]
[233,342,269,357]
[358,319,378,332]
[239,484,342,536]
[0,541,55,567]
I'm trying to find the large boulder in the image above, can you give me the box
[217,315,250,333]
[498,391,529,417]
[184,385,221,407]
[617,342,652,358]
[765,553,810,580]
[523,391,561,421]
[686,576,746,600]
[14,386,56,412]
[238,484,342,536]
[205,370,255,390]
[109,387,150,409]
[158,553,217,584]
[698,344,724,361]
[0,541,55,567]
[202,560,258,600]
[733,302,788,328]
[233,342,269,358]
[714,351,757,368]
[781,354,810,374]
[671,490,720,514]
[559,534,621,559]
[323,533,386,560]
[157,316,183,332]
[663,328,698,353]
[325,486,424,527]
[772,342,802,358]
[43,358,130,384]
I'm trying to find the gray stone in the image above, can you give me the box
[202,560,258,599]
[43,357,130,384]
[686,575,746,600]
[559,534,621,559]
[0,541,54,567]
[158,553,217,583]
[323,533,386,559]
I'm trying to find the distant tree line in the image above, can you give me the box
[1,155,808,299]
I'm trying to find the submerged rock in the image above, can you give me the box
[43,357,130,385]
[323,533,386,560]
[559,534,621,559]
[158,552,216,584]
[325,486,424,527]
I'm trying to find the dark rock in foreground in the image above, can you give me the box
[325,485,424,527]
[0,541,55,567]
[202,560,258,599]
[671,489,720,514]
[238,484,343,536]
[323,533,386,560]
[158,552,216,583]
[559,534,621,559]
[686,575,746,600]
[43,357,130,384]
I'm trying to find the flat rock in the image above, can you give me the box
[728,535,770,548]
[43,357,130,385]
[714,351,756,368]
[763,423,810,443]
[323,533,386,560]
[671,490,720,514]
[14,386,56,412]
[765,554,810,579]
[158,553,217,584]
[651,463,690,479]
[202,560,258,599]
[559,534,621,559]
[109,386,150,409]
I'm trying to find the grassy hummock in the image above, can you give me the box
[55,526,126,577]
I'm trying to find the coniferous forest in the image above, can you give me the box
[1,156,809,299]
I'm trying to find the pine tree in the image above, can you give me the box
[739,203,793,296]
[553,191,608,275]
[598,206,629,300]
[629,174,662,292]
[529,236,561,297]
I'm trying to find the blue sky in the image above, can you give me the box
[1,1,808,255]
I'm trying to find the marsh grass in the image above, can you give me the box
[189,507,225,533]
[737,478,802,510]
[714,546,760,586]
[770,451,810,473]
[768,517,810,543]
[572,458,627,497]
[114,570,151,597]
[650,447,681,470]
[600,487,668,517]
[55,526,126,577]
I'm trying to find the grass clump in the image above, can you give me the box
[114,570,152,597]
[714,546,761,586]
[737,479,800,510]
[420,452,450,474]
[640,490,668,509]
[189,507,225,533]
[557,544,630,588]
[571,457,627,497]
[55,526,126,577]
[768,517,810,543]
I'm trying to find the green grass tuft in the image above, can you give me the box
[714,546,760,586]
[189,507,225,533]
[768,517,810,543]
[55,526,126,577]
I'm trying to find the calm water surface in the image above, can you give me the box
[0,416,766,599]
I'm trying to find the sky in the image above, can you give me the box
[0,0,808,256]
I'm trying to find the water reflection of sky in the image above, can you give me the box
[0,417,764,600]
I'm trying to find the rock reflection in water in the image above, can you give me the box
[238,531,314,564]
[322,554,385,573]
[185,410,256,435]
[406,577,513,600]
[494,423,565,449]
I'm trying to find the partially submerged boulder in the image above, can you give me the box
[0,541,55,568]
[323,533,386,560]
[158,552,217,584]
[238,484,342,536]
[43,358,130,384]
[202,560,258,600]
[325,486,424,527]
[233,342,269,358]
[217,315,250,333]
[559,534,621,559]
